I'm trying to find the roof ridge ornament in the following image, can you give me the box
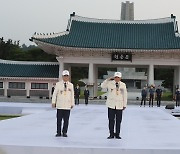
[66,12,76,31]
[171,14,176,19]
[70,12,75,17]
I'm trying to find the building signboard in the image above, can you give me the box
[112,52,132,61]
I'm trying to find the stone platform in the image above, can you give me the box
[0,103,180,154]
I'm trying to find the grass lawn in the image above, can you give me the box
[97,91,106,96]
[0,115,20,121]
[162,91,173,101]
[78,89,173,100]
[79,90,105,99]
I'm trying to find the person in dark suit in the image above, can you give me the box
[84,87,89,105]
[175,88,180,107]
[140,86,147,107]
[156,85,163,107]
[149,85,155,107]
[74,84,80,105]
[51,83,56,98]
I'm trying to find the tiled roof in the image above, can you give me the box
[32,15,180,50]
[0,60,59,78]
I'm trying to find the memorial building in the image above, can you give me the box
[30,12,180,97]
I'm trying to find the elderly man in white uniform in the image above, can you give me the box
[101,72,127,139]
[52,70,75,137]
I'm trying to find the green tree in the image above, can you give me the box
[154,68,174,91]
[24,48,56,61]
[0,38,21,60]
[0,37,56,61]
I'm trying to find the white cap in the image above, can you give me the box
[114,72,122,78]
[62,70,69,76]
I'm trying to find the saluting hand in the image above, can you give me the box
[107,76,114,81]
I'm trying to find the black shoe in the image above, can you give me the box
[107,135,114,139]
[62,133,68,137]
[115,135,122,139]
[55,133,61,137]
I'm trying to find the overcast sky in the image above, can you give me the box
[1,0,180,46]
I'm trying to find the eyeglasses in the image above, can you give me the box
[114,77,120,78]
[63,75,69,77]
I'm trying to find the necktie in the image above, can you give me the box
[64,82,67,91]
[116,82,119,95]
[116,82,119,90]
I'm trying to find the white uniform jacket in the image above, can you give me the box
[52,81,75,110]
[101,79,127,110]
